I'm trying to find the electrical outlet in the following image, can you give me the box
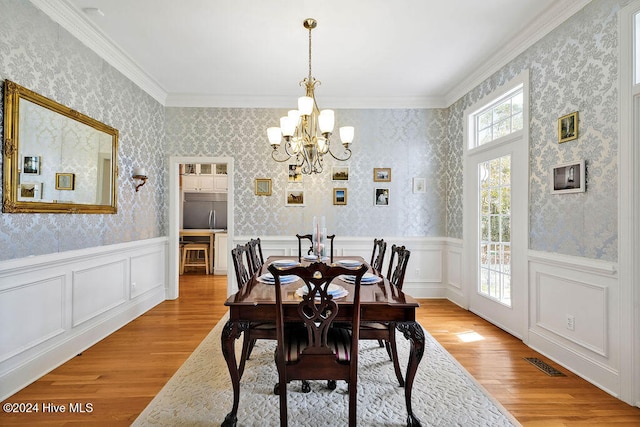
[566,314,575,331]
[132,282,137,289]
[415,268,420,276]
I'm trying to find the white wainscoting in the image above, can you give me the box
[528,250,620,397]
[233,235,452,298]
[0,237,168,401]
[443,238,464,306]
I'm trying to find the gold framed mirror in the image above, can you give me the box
[3,80,118,214]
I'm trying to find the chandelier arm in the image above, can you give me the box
[327,145,352,161]
[271,148,292,163]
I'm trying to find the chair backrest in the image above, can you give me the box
[386,244,411,290]
[270,261,366,426]
[296,234,313,261]
[231,244,252,288]
[296,233,335,262]
[246,238,264,274]
[370,238,387,272]
[269,261,367,359]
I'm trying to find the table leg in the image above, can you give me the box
[221,320,249,427]
[397,322,425,427]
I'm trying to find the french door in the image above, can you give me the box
[464,136,527,339]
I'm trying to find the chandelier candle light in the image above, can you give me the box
[267,18,354,175]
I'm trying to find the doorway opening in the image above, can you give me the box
[168,156,234,300]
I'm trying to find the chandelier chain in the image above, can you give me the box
[308,25,313,81]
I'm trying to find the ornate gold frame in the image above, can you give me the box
[3,80,118,213]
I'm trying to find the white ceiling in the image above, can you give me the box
[32,0,591,108]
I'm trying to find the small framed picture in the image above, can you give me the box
[56,173,75,190]
[331,166,349,181]
[551,160,585,194]
[413,177,426,193]
[288,164,302,182]
[558,111,578,143]
[255,178,272,196]
[19,182,42,199]
[374,168,391,182]
[285,189,305,206]
[22,156,40,175]
[333,188,347,205]
[375,188,389,206]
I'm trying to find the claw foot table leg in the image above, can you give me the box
[397,321,425,427]
[221,320,248,426]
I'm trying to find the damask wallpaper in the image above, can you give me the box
[165,107,449,238]
[446,0,624,262]
[0,0,166,260]
[0,0,626,264]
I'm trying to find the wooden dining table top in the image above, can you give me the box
[224,256,419,323]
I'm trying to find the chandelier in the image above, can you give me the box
[267,18,354,175]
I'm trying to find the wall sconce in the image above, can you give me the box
[132,167,148,192]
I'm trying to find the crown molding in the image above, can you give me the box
[444,0,593,106]
[164,93,446,109]
[29,0,167,105]
[30,0,591,110]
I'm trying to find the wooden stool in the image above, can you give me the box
[181,243,210,274]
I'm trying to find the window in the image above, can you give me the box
[471,86,524,148]
[479,155,512,305]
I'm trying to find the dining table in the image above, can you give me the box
[220,255,425,427]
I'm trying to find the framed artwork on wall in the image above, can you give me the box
[55,173,75,190]
[551,160,585,194]
[558,111,578,143]
[331,166,349,181]
[288,164,302,182]
[333,188,347,205]
[374,188,389,206]
[255,178,272,196]
[22,155,40,175]
[285,189,305,206]
[19,182,42,199]
[373,167,391,182]
[413,177,426,193]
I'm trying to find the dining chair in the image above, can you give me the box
[359,244,411,387]
[296,233,335,262]
[231,244,252,289]
[387,244,411,290]
[269,261,367,427]
[231,243,276,378]
[370,238,387,273]
[246,237,264,275]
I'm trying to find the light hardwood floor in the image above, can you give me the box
[1,273,639,426]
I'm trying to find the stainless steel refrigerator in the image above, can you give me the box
[182,192,227,230]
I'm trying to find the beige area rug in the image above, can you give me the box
[133,313,521,426]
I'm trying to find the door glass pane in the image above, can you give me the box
[478,155,512,306]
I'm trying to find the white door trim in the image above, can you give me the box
[167,156,234,299]
[618,0,640,407]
